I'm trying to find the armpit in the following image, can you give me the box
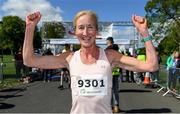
[66,52,74,63]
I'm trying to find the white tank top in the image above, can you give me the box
[69,48,112,113]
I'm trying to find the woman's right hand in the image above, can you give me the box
[26,11,41,28]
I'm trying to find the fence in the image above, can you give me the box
[0,61,17,80]
[157,65,180,98]
[0,62,3,83]
[0,60,62,82]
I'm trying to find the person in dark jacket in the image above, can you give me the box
[106,37,121,113]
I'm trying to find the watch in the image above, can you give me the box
[141,35,152,43]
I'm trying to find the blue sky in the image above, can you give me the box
[50,0,147,21]
[0,0,148,22]
[0,0,149,44]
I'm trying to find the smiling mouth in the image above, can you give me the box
[82,37,91,42]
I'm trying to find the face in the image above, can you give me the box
[106,40,112,46]
[75,14,98,48]
[174,52,179,58]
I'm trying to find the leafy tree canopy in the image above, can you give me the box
[145,0,180,54]
[41,21,65,39]
[0,16,41,54]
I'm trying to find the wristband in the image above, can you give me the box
[141,35,152,43]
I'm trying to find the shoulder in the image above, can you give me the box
[105,49,122,63]
[105,48,115,56]
[65,52,74,62]
[56,51,74,62]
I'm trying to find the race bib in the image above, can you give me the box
[76,74,107,96]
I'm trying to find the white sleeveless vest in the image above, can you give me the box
[69,48,112,113]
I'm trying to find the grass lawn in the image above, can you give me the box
[0,55,20,89]
[0,55,16,75]
[0,78,22,90]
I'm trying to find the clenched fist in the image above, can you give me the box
[26,11,41,28]
[132,15,148,37]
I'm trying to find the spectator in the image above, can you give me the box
[167,51,179,92]
[42,48,53,82]
[58,44,71,89]
[13,49,24,78]
[106,37,121,113]
[136,52,146,83]
[150,48,162,87]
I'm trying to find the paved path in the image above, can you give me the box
[0,81,180,113]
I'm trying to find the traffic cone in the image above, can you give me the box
[143,72,150,85]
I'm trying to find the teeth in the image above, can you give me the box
[82,37,90,41]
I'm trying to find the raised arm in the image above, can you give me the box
[107,15,158,72]
[23,11,69,69]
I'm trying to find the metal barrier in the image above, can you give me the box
[157,65,180,97]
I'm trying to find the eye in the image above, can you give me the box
[78,25,85,30]
[76,24,95,31]
[87,25,93,28]
[87,25,95,30]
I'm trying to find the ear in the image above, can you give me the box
[96,32,103,39]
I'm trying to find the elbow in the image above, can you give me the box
[23,61,32,67]
[148,63,159,72]
[23,59,32,67]
[23,55,34,67]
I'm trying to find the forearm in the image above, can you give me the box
[23,26,35,66]
[139,29,158,71]
[144,39,158,71]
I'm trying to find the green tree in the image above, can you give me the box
[0,16,42,54]
[145,0,180,52]
[159,24,180,55]
[41,21,65,39]
[0,16,25,53]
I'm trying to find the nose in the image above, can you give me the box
[82,27,88,36]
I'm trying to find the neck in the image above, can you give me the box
[80,45,97,55]
[80,45,99,64]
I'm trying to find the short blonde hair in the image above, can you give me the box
[73,10,98,30]
[172,51,179,58]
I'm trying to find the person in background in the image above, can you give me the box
[13,49,24,78]
[136,51,146,83]
[58,44,71,89]
[42,48,53,82]
[106,37,121,113]
[167,51,179,92]
[125,50,135,83]
[150,48,162,87]
[176,54,180,87]
[166,52,175,70]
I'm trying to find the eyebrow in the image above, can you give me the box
[78,24,96,28]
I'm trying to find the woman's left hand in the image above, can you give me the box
[132,15,148,37]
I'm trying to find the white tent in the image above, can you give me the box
[48,38,130,45]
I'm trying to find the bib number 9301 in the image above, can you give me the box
[76,75,107,96]
[78,79,105,88]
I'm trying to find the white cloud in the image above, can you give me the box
[1,0,63,23]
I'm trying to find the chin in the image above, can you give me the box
[82,44,92,48]
[81,43,94,48]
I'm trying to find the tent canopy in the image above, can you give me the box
[45,38,131,45]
